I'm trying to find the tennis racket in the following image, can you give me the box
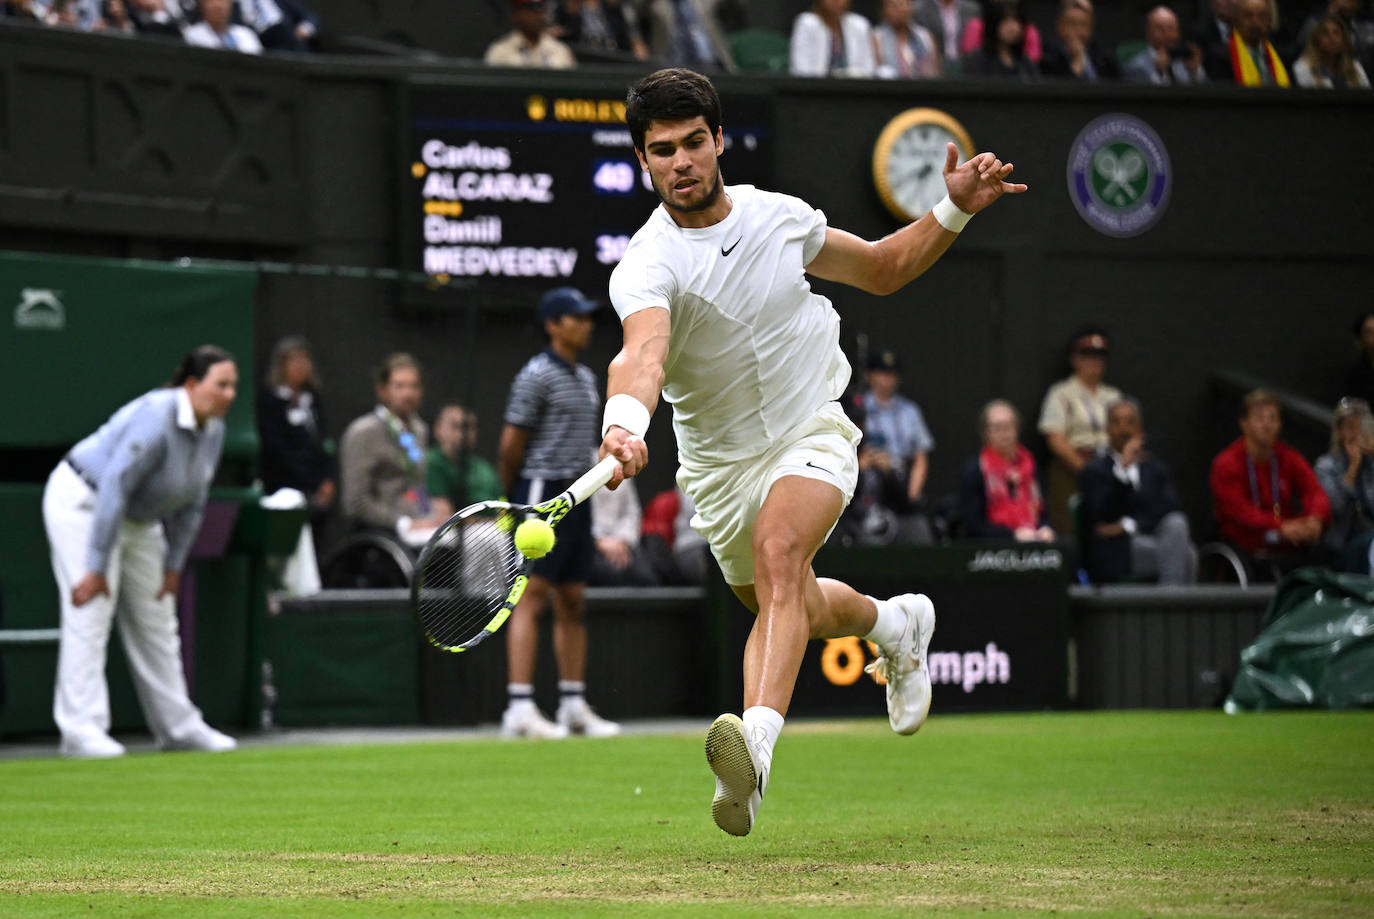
[410,454,620,653]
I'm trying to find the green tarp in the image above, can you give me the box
[1225,568,1374,711]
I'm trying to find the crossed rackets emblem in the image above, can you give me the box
[1092,146,1146,206]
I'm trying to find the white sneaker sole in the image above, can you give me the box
[705,714,760,837]
[891,593,936,736]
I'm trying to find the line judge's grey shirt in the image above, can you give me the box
[65,387,225,576]
[503,347,601,480]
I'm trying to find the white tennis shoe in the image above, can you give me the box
[705,713,767,837]
[556,700,621,738]
[866,593,936,735]
[60,731,125,759]
[162,724,237,753]
[500,704,569,740]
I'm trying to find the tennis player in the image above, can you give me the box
[598,69,1027,836]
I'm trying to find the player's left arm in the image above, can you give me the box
[806,142,1026,296]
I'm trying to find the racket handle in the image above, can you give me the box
[567,455,621,506]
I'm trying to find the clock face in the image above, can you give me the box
[872,108,975,224]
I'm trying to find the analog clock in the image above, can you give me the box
[872,108,975,224]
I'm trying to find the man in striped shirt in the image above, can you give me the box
[497,287,621,739]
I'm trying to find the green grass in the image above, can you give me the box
[1,711,1371,917]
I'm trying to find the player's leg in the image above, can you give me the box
[501,575,566,738]
[709,473,843,836]
[743,473,850,714]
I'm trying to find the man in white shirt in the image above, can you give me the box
[183,0,262,52]
[598,68,1025,836]
[484,0,576,69]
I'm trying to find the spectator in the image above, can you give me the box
[1040,0,1120,81]
[789,0,877,77]
[960,0,1043,65]
[183,0,262,51]
[589,477,659,586]
[872,0,941,78]
[1,1,43,21]
[234,0,318,52]
[1189,0,1239,81]
[498,286,618,740]
[961,0,1039,79]
[1037,326,1122,537]
[856,348,935,543]
[125,0,185,37]
[552,0,648,59]
[43,346,240,757]
[257,335,334,594]
[425,403,502,517]
[101,0,136,33]
[1079,397,1197,584]
[640,485,710,585]
[1315,397,1374,573]
[485,0,577,69]
[1292,13,1370,87]
[339,353,446,545]
[912,0,981,72]
[1296,0,1374,76]
[257,335,335,517]
[959,399,1056,541]
[1224,0,1290,85]
[638,0,735,71]
[1122,5,1208,85]
[1343,310,1374,406]
[1210,388,1331,574]
[32,0,101,28]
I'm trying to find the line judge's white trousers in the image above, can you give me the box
[42,461,211,747]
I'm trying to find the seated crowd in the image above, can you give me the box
[836,321,1360,588]
[2,0,319,53]
[10,0,1369,88]
[482,0,1373,89]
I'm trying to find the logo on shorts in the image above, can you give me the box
[1066,114,1171,239]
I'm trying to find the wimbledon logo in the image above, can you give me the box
[1066,114,1171,238]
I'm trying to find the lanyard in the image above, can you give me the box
[1245,454,1281,522]
[376,406,423,469]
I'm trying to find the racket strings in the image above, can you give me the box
[415,507,524,648]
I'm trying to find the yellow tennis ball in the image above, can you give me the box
[514,518,556,559]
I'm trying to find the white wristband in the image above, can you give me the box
[602,393,651,438]
[932,195,973,233]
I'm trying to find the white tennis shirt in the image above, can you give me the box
[609,184,852,464]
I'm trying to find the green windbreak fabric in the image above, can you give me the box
[1226,568,1374,711]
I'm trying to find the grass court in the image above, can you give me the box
[1,710,1370,917]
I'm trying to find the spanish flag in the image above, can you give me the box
[1229,30,1290,86]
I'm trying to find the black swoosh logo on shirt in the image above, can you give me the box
[804,461,833,476]
[721,237,742,257]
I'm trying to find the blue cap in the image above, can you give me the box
[538,287,598,323]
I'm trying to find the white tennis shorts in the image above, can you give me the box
[676,401,861,587]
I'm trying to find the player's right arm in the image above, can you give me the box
[599,306,669,482]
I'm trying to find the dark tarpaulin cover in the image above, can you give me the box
[1226,568,1374,712]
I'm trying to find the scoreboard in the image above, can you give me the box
[403,79,772,298]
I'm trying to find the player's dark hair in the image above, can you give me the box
[625,68,722,155]
[170,345,235,386]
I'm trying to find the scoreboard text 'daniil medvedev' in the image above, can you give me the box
[405,81,772,296]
